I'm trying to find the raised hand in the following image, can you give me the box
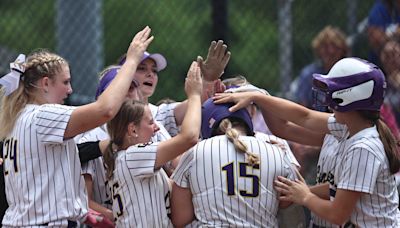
[197,40,231,81]
[125,26,154,65]
[185,61,203,98]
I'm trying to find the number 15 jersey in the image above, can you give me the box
[172,135,296,228]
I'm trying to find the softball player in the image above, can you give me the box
[0,26,153,227]
[214,57,400,227]
[75,62,173,224]
[102,61,202,228]
[170,99,297,227]
[119,40,230,137]
[223,76,341,227]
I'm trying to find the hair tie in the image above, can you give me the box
[0,54,26,96]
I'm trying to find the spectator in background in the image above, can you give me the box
[290,25,349,112]
[379,36,400,135]
[367,0,400,66]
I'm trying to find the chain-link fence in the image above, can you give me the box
[0,0,377,105]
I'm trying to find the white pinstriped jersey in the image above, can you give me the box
[2,104,88,227]
[254,132,300,168]
[110,142,172,228]
[150,103,179,137]
[151,120,172,143]
[75,126,111,210]
[172,135,297,227]
[328,116,400,227]
[309,134,340,228]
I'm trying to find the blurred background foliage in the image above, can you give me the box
[0,0,374,104]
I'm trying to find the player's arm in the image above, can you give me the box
[214,91,330,134]
[78,141,102,163]
[262,113,325,147]
[155,62,202,168]
[78,139,110,164]
[83,174,114,222]
[275,176,361,225]
[170,182,195,227]
[64,27,153,139]
[309,183,330,200]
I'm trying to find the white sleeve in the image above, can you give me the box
[125,142,159,178]
[35,104,76,144]
[155,102,180,137]
[337,147,381,193]
[81,159,96,176]
[171,149,194,188]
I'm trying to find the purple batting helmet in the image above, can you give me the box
[201,98,254,139]
[119,51,167,72]
[95,66,139,99]
[312,57,386,112]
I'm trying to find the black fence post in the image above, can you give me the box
[211,0,228,41]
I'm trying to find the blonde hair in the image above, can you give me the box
[218,118,259,165]
[104,100,146,180]
[222,75,248,87]
[312,25,349,57]
[0,49,68,140]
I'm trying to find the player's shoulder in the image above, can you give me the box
[35,103,76,118]
[125,142,157,153]
[347,127,385,159]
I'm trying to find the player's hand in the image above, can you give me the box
[185,61,202,98]
[197,40,231,82]
[84,209,115,228]
[213,91,258,112]
[103,209,115,224]
[274,169,311,206]
[125,26,154,65]
[201,79,226,101]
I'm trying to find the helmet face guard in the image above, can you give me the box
[312,58,386,112]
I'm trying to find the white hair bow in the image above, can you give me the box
[0,54,26,96]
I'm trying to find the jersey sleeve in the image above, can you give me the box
[171,149,194,188]
[155,102,180,137]
[35,104,76,144]
[81,159,96,176]
[125,142,159,178]
[337,147,382,193]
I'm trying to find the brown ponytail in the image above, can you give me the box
[104,100,145,180]
[218,119,259,166]
[376,119,400,174]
